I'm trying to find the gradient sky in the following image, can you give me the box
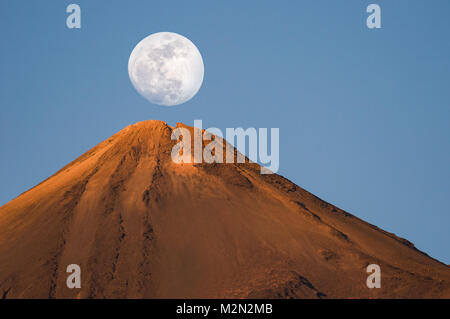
[1,1,449,263]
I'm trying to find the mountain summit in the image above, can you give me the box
[0,120,448,298]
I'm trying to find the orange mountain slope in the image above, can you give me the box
[0,120,448,298]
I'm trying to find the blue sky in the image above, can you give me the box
[1,1,449,263]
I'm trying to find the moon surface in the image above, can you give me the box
[128,32,204,106]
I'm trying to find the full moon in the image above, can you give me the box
[128,32,204,106]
